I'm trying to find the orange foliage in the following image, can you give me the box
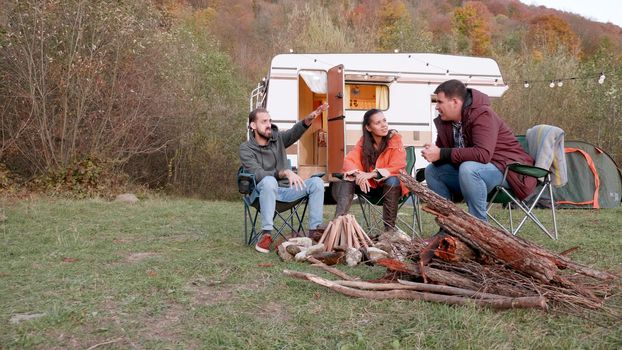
[526,14,581,56]
[506,0,525,21]
[379,0,410,22]
[452,1,492,56]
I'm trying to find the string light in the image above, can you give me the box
[297,54,612,89]
[409,54,616,88]
[516,72,612,88]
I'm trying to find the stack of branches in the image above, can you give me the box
[285,257,548,310]
[284,173,618,314]
[318,214,373,251]
[387,173,618,314]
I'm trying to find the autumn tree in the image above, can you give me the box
[376,0,414,51]
[526,14,581,57]
[270,3,354,53]
[452,1,492,56]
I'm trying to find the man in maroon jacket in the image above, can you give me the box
[421,79,536,221]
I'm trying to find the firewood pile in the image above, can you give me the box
[276,215,390,267]
[284,173,619,314]
[317,214,373,251]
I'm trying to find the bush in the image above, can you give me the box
[0,1,247,199]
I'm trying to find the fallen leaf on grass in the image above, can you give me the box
[62,257,79,263]
[257,263,274,268]
[146,270,157,276]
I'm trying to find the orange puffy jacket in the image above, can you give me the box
[342,133,409,196]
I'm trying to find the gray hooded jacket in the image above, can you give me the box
[239,120,309,187]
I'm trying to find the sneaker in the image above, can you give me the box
[255,233,273,253]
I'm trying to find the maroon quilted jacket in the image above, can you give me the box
[433,89,537,200]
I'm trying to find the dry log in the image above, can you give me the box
[435,235,476,262]
[399,173,616,283]
[307,256,357,281]
[311,251,344,265]
[318,220,333,244]
[283,270,548,310]
[346,217,353,248]
[340,215,349,247]
[351,219,370,248]
[324,221,339,252]
[376,258,481,291]
[334,279,530,300]
[352,218,374,246]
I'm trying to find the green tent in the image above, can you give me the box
[553,141,622,209]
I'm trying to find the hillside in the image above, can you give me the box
[1,0,621,197]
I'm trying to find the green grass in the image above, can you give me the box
[0,197,620,349]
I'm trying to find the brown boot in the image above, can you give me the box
[382,184,401,231]
[308,228,324,242]
[331,180,355,217]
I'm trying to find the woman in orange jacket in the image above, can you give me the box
[332,108,408,231]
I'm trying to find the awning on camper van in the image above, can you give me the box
[299,71,327,94]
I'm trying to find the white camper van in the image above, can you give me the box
[249,53,508,184]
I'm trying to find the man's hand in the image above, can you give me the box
[421,143,441,163]
[304,103,329,126]
[355,171,376,193]
[282,169,306,191]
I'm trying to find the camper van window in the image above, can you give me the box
[345,84,388,110]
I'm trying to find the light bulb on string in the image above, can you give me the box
[523,81,530,88]
[549,81,555,88]
[557,80,563,87]
[598,73,606,84]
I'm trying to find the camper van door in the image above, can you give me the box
[327,64,345,178]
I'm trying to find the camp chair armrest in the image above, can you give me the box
[237,167,257,194]
[507,163,550,178]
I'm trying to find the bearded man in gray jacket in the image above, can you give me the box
[240,104,328,253]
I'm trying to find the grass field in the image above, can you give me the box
[1,197,620,349]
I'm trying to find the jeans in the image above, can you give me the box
[425,161,507,221]
[252,176,324,231]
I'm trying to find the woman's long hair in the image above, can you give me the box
[362,109,390,171]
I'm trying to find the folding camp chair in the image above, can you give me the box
[485,135,559,240]
[237,167,309,245]
[357,146,423,238]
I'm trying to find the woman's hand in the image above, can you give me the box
[343,169,359,181]
[355,171,376,193]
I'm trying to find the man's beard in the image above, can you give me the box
[257,127,272,140]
